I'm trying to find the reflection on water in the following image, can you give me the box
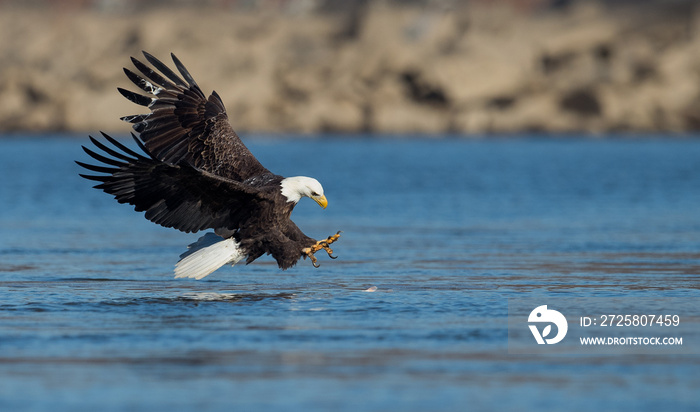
[0,136,699,411]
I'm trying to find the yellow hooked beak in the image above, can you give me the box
[311,195,328,209]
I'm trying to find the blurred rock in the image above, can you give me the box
[1,1,700,134]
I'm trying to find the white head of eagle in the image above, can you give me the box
[280,176,327,208]
[76,51,341,280]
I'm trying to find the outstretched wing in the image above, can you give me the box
[119,51,269,181]
[76,133,270,233]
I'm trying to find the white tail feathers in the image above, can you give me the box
[174,233,245,280]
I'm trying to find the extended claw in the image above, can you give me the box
[302,231,342,268]
[320,243,338,259]
[310,254,320,267]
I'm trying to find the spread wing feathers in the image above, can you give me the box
[119,51,269,181]
[76,133,268,234]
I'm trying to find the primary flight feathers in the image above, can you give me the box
[77,52,341,279]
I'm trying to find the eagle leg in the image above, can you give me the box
[302,231,342,267]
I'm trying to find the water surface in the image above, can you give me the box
[1,136,699,411]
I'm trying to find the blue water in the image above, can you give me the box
[1,135,699,411]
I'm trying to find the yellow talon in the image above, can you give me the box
[302,250,320,268]
[302,231,342,268]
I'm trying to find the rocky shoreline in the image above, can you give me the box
[1,2,700,134]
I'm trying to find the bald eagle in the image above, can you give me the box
[77,52,341,279]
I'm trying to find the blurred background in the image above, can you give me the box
[0,0,699,135]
